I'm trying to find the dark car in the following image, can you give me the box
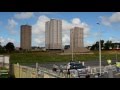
[67,61,86,70]
[67,61,88,77]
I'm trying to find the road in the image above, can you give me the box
[23,59,118,69]
[36,60,117,69]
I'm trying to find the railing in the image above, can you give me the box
[38,66,72,78]
[12,63,117,78]
[87,65,116,75]
[12,63,66,78]
[0,70,9,75]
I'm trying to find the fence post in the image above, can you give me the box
[17,63,20,78]
[90,69,92,74]
[82,62,85,66]
[3,55,4,67]
[36,63,38,78]
[108,69,113,78]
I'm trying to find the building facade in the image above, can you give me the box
[20,25,32,50]
[45,19,62,50]
[70,27,84,48]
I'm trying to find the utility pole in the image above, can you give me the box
[97,22,102,76]
[116,51,118,62]
[99,38,102,76]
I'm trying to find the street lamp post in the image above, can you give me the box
[99,38,102,76]
[97,23,102,76]
[116,47,118,62]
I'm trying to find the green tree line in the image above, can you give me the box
[90,40,114,50]
[0,42,15,53]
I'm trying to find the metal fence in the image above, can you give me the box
[87,65,117,75]
[12,63,118,78]
[12,63,66,78]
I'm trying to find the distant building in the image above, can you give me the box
[20,25,32,50]
[15,47,20,51]
[45,19,62,50]
[112,43,120,50]
[31,46,46,51]
[70,27,84,48]
[64,27,89,53]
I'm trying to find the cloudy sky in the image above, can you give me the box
[0,12,120,47]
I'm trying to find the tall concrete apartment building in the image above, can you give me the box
[20,25,32,50]
[70,27,84,48]
[45,19,62,50]
[65,27,89,53]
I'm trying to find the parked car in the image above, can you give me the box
[67,61,86,70]
[66,61,88,77]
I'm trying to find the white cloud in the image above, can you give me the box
[63,18,90,37]
[32,34,45,47]
[62,30,70,46]
[0,37,15,46]
[7,38,15,43]
[32,15,50,34]
[62,20,72,31]
[84,41,92,47]
[93,31,102,38]
[109,37,114,41]
[110,12,120,23]
[100,16,111,26]
[108,36,120,43]
[34,38,41,44]
[32,15,90,47]
[32,15,50,46]
[72,18,81,25]
[14,12,34,19]
[0,37,5,43]
[101,12,120,26]
[34,36,45,47]
[6,19,18,34]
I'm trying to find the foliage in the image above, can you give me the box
[91,40,104,50]
[104,40,113,50]
[0,45,6,53]
[5,42,15,53]
[90,40,114,50]
[0,67,8,70]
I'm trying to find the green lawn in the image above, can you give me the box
[7,50,120,64]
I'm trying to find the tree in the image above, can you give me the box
[90,40,104,50]
[104,40,113,50]
[0,44,3,52]
[90,44,96,50]
[0,44,6,53]
[101,40,104,48]
[95,41,99,50]
[19,48,22,51]
[5,42,15,52]
[0,45,2,50]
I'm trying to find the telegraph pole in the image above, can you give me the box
[97,22,102,76]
